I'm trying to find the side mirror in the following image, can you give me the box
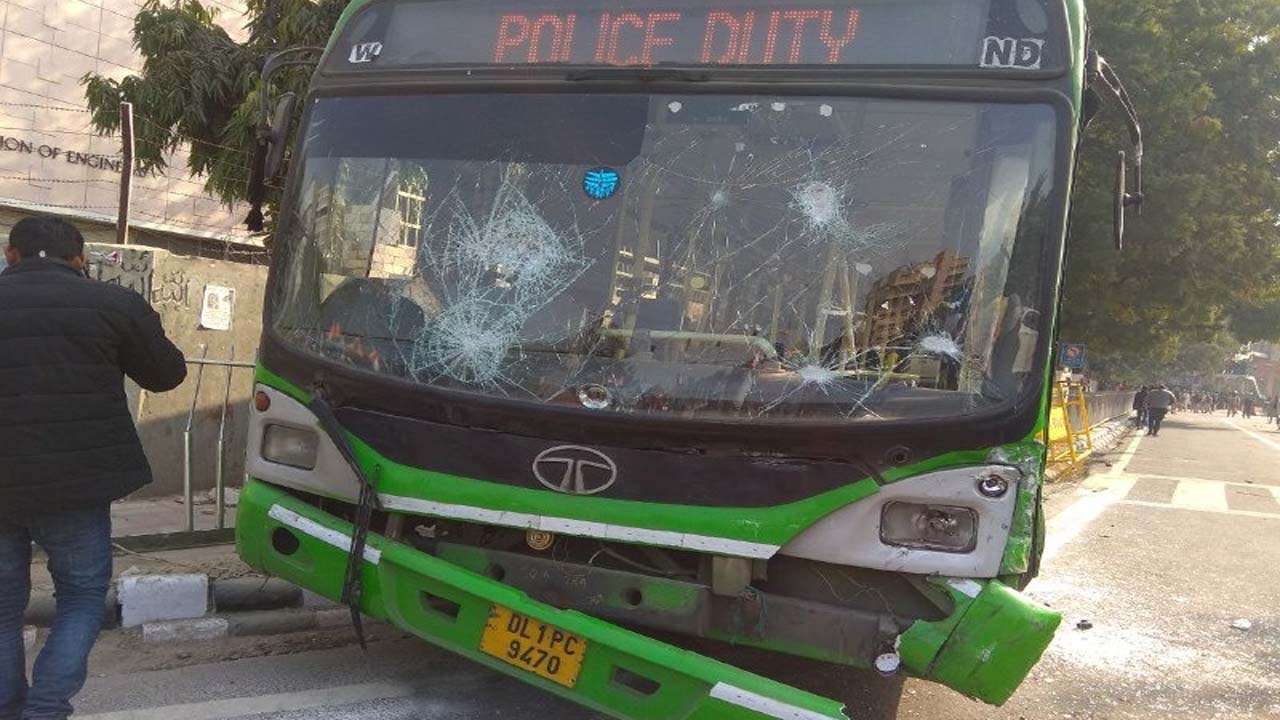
[1113,150,1127,250]
[264,92,297,181]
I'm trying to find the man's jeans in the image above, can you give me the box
[0,507,111,720]
[1148,408,1169,435]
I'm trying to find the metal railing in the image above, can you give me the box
[1075,391,1135,430]
[134,345,255,534]
[182,346,255,532]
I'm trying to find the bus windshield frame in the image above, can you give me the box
[262,78,1075,442]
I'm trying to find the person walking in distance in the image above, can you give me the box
[1133,386,1149,428]
[0,217,187,720]
[1144,384,1176,436]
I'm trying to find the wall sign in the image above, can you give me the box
[1,135,153,177]
[200,284,236,331]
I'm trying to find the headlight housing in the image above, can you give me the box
[879,501,978,553]
[261,424,320,470]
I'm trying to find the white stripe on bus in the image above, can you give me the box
[377,494,780,559]
[267,504,382,564]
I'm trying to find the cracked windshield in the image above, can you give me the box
[277,93,1054,419]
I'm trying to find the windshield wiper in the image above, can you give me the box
[566,67,710,82]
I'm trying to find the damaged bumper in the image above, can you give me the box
[237,478,1058,714]
[236,479,847,720]
[899,577,1061,705]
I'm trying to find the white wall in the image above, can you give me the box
[0,0,254,243]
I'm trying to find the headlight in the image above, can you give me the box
[261,424,319,470]
[880,501,977,553]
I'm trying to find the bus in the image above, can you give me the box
[235,0,1143,717]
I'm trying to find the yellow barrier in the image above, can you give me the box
[1048,381,1094,466]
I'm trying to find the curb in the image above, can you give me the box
[24,574,329,633]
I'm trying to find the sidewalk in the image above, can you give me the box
[111,489,239,538]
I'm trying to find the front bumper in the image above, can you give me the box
[236,479,1059,716]
[237,479,847,720]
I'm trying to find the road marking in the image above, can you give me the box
[76,681,419,720]
[1042,432,1143,565]
[1119,499,1280,521]
[1170,479,1230,512]
[1043,479,1138,565]
[1124,472,1278,490]
[1111,431,1144,475]
[1220,418,1280,453]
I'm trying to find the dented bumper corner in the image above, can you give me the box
[898,577,1061,705]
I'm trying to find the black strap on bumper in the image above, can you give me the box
[308,390,382,650]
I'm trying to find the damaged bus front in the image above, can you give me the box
[236,0,1143,716]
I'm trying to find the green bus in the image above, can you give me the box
[235,0,1143,716]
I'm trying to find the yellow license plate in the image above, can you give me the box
[479,605,588,688]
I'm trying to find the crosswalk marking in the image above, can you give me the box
[1114,476,1280,517]
[1170,479,1230,512]
[1120,498,1280,521]
[1083,470,1280,518]
[1115,471,1279,492]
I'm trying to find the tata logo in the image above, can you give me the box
[980,36,1044,70]
[532,445,618,495]
[348,42,383,64]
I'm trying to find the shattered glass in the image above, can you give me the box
[274,93,1056,420]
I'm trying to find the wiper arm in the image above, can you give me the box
[566,67,710,82]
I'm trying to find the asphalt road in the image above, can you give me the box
[68,411,1280,720]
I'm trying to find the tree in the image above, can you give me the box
[88,0,1280,372]
[82,0,346,217]
[1060,0,1280,375]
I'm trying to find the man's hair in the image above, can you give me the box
[7,215,85,260]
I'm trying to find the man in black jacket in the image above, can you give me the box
[0,216,187,720]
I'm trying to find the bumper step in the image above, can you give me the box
[237,480,848,720]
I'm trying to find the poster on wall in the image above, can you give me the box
[200,284,235,331]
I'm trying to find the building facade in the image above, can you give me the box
[0,0,255,250]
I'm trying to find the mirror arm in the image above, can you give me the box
[1090,52,1145,212]
[244,47,323,232]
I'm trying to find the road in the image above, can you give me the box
[70,412,1280,720]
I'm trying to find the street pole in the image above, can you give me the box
[116,101,134,245]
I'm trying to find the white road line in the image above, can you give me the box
[1122,472,1278,491]
[76,681,419,720]
[1220,417,1280,453]
[1111,431,1145,475]
[1043,478,1137,565]
[1042,432,1143,565]
[1170,479,1230,512]
[1119,499,1280,521]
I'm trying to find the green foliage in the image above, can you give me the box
[82,0,346,214]
[1062,0,1280,378]
[87,0,1280,371]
